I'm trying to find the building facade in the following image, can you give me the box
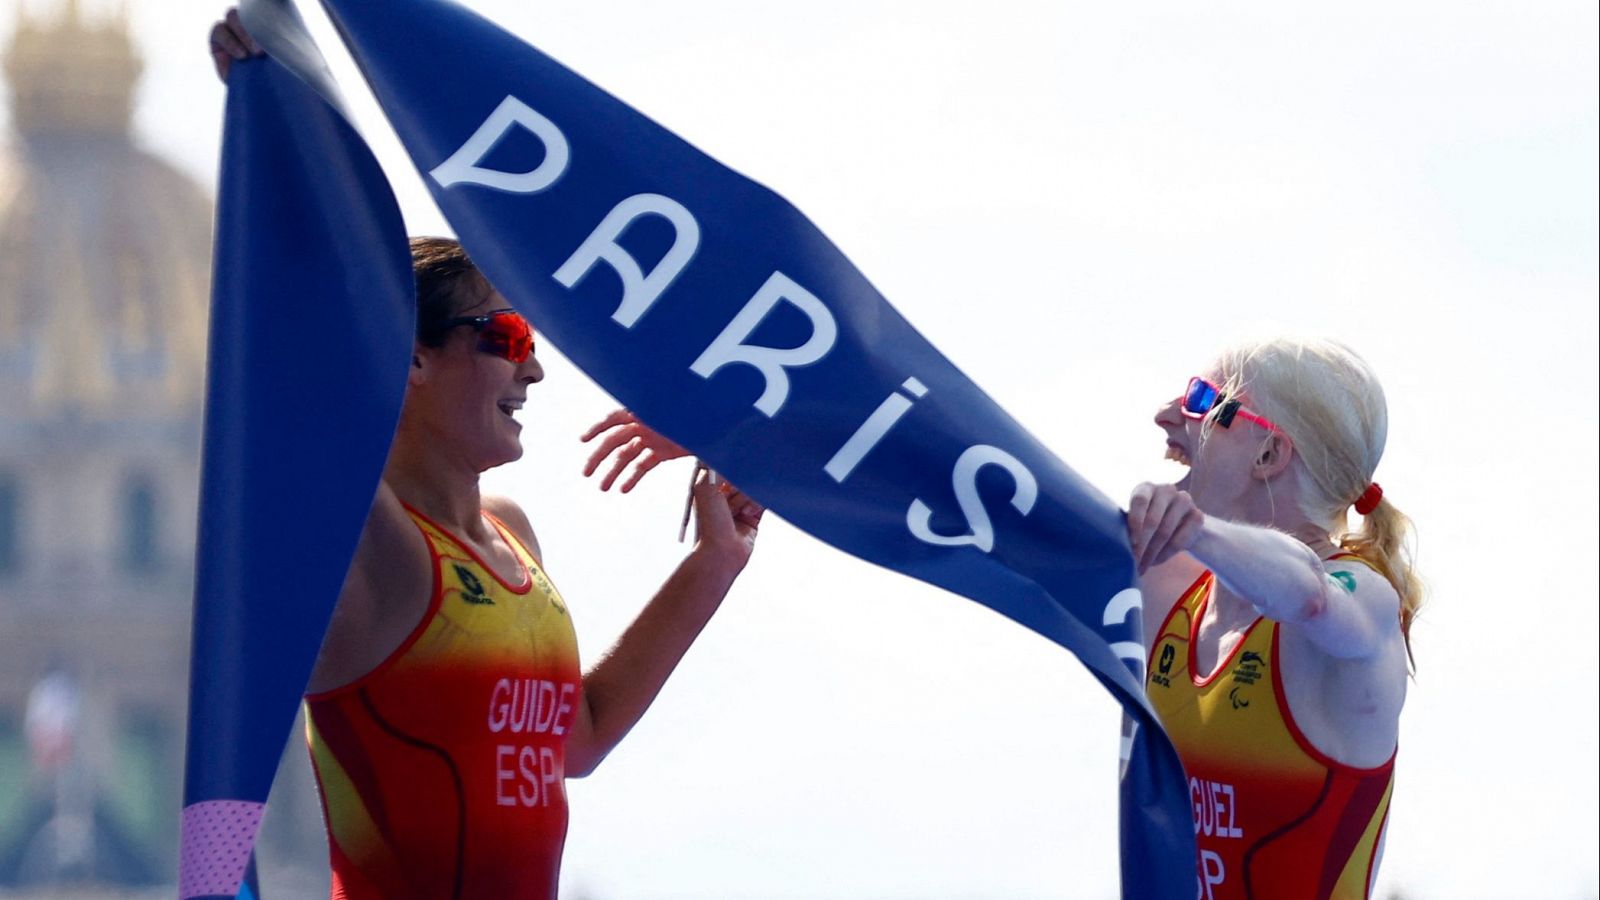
[0,3,324,891]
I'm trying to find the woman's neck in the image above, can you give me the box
[384,432,487,536]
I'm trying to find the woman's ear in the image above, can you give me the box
[1251,432,1295,481]
[408,344,429,387]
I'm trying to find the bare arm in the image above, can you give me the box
[563,472,762,776]
[1128,482,1399,660]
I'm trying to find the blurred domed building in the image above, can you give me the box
[0,0,207,887]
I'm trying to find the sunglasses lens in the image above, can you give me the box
[477,312,533,363]
[1183,378,1217,417]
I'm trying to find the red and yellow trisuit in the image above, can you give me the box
[1146,560,1395,900]
[304,505,581,900]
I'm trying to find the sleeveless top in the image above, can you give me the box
[1145,560,1395,900]
[304,505,581,900]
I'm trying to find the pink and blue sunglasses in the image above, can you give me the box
[1182,377,1279,431]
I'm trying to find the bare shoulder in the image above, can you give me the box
[1284,555,1404,662]
[483,494,542,563]
[1322,556,1402,635]
[1325,556,1401,608]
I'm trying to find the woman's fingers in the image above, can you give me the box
[1140,503,1185,573]
[226,9,264,54]
[1139,491,1202,573]
[581,410,689,492]
[599,438,647,491]
[616,451,663,494]
[1127,483,1166,566]
[209,23,245,79]
[1128,482,1202,573]
[583,427,638,478]
[210,8,263,82]
[580,408,636,443]
[1151,512,1203,567]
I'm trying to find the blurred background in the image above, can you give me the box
[0,0,1594,898]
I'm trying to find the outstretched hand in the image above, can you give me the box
[580,409,691,492]
[210,8,263,82]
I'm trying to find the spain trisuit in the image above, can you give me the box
[304,505,581,900]
[1145,561,1395,900]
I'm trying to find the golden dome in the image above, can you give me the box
[0,0,211,422]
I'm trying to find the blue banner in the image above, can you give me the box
[316,0,1195,894]
[178,17,412,898]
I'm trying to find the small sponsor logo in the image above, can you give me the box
[1330,571,1358,593]
[454,564,495,605]
[1150,644,1177,688]
[1230,649,1264,703]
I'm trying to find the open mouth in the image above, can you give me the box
[1165,442,1192,467]
[497,399,523,418]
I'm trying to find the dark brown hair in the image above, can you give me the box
[410,236,490,346]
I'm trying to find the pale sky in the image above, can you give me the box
[11,0,1598,896]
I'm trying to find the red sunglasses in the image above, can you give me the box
[435,308,534,363]
[1182,376,1279,431]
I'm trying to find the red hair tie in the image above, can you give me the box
[1354,482,1383,515]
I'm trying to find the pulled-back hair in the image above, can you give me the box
[410,236,491,346]
[1212,337,1423,667]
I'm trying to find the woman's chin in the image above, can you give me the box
[478,441,524,473]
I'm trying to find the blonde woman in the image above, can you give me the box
[1128,338,1418,900]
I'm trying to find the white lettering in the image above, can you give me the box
[689,271,839,417]
[509,679,530,732]
[539,747,559,808]
[495,745,517,807]
[553,193,701,328]
[1190,777,1205,835]
[907,444,1038,553]
[1211,783,1229,840]
[1221,783,1242,838]
[517,745,541,807]
[1198,849,1225,900]
[487,678,511,733]
[488,679,581,734]
[430,95,570,194]
[824,378,928,483]
[553,683,576,736]
[1102,587,1143,630]
[534,681,558,734]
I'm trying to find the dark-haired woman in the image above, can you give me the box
[213,25,760,897]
